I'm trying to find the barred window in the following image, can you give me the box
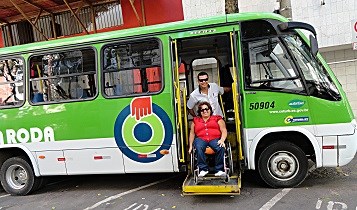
[102,39,162,97]
[0,58,24,108]
[29,48,96,104]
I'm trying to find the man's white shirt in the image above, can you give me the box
[187,83,224,117]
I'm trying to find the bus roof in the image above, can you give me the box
[0,12,286,56]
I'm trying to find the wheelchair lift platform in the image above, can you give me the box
[182,172,241,195]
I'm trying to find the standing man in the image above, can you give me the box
[187,71,229,118]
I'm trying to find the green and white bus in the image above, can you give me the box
[0,12,356,196]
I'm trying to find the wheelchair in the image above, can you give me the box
[190,141,234,184]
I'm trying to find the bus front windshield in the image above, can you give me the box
[284,34,341,101]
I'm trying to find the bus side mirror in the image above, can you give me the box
[309,34,318,57]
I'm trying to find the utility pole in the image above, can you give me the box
[279,0,292,19]
[225,0,239,14]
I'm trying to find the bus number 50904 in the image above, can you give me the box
[249,101,275,110]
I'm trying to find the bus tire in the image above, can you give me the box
[258,141,308,188]
[31,177,46,193]
[0,156,36,195]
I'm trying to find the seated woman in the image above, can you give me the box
[188,101,228,177]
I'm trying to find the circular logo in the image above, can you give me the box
[114,104,173,163]
[284,116,293,124]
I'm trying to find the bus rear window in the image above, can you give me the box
[0,58,24,108]
[102,39,162,97]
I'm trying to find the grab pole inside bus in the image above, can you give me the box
[173,39,186,163]
[216,47,226,119]
[182,88,189,147]
[230,32,243,161]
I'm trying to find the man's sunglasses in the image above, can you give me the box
[198,78,208,82]
[199,108,210,112]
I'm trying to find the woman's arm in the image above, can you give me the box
[217,119,227,147]
[188,122,195,154]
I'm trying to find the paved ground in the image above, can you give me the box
[0,157,356,210]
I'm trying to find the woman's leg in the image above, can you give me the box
[208,139,225,172]
[193,138,209,172]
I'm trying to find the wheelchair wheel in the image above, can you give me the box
[194,169,199,185]
[225,141,234,175]
[190,148,196,175]
[224,173,230,184]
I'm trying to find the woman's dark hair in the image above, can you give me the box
[197,101,213,117]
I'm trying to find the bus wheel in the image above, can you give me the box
[258,141,308,188]
[32,177,47,193]
[0,156,35,195]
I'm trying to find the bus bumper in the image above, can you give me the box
[338,128,357,166]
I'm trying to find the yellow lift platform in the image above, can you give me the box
[182,172,241,195]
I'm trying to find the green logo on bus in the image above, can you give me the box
[114,97,173,163]
[284,116,309,124]
[288,99,305,108]
[122,113,164,154]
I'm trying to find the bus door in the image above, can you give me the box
[171,28,243,192]
[171,28,243,194]
[171,38,188,166]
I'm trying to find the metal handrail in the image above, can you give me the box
[230,32,243,161]
[173,40,185,163]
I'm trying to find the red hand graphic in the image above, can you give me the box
[131,97,152,120]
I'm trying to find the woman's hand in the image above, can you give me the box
[188,146,193,154]
[217,139,225,148]
[217,119,227,148]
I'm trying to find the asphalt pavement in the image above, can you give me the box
[0,157,356,210]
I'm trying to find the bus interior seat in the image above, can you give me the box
[32,93,44,103]
[114,85,122,96]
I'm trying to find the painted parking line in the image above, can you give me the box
[0,194,10,198]
[84,176,176,210]
[259,188,292,210]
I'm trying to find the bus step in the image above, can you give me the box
[182,173,241,195]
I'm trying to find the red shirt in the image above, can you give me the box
[193,115,222,142]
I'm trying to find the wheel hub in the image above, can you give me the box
[269,152,298,179]
[6,164,28,190]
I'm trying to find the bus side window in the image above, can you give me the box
[29,48,97,104]
[244,38,304,93]
[102,39,162,97]
[0,58,25,108]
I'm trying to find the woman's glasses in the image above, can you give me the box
[199,108,210,112]
[198,78,208,82]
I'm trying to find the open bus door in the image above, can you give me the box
[171,38,189,166]
[171,29,243,195]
